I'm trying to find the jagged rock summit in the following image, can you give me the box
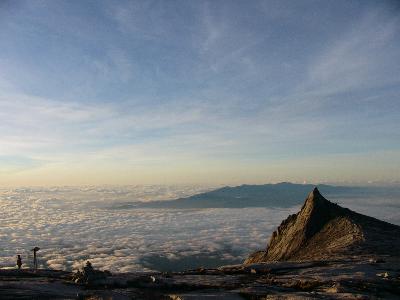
[246,187,400,263]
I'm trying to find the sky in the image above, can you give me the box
[0,0,399,186]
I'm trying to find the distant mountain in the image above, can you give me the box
[245,187,400,263]
[110,182,364,209]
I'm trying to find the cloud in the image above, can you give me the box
[0,1,399,185]
[0,186,398,272]
[0,185,298,272]
[304,10,400,98]
[0,92,111,156]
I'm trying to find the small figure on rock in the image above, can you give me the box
[84,261,93,274]
[16,255,22,270]
[72,260,111,286]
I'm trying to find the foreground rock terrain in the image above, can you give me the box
[1,259,399,299]
[1,188,399,299]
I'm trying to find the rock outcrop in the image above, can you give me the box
[245,187,400,263]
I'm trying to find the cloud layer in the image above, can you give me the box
[1,185,399,272]
[0,185,296,272]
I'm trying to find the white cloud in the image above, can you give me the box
[303,10,400,99]
[0,2,399,185]
[0,185,296,272]
[0,186,398,272]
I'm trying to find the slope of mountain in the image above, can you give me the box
[115,182,361,209]
[245,187,400,263]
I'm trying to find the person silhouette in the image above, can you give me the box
[17,255,22,270]
[84,261,93,273]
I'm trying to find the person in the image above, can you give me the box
[83,261,93,273]
[82,261,94,283]
[17,255,22,270]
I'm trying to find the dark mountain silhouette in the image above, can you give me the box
[245,187,400,263]
[111,182,363,209]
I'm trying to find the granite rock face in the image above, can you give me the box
[245,187,400,263]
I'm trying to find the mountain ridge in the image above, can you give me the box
[245,187,400,263]
[111,182,365,209]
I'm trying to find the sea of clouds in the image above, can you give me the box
[0,185,399,273]
[0,185,298,272]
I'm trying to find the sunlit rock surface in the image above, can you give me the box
[1,258,399,299]
[246,188,400,263]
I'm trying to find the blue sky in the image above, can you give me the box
[0,0,399,186]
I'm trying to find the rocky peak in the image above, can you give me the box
[245,187,400,264]
[303,187,323,207]
[298,187,344,239]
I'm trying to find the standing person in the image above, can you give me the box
[16,255,22,270]
[31,247,40,271]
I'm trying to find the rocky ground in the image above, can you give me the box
[0,257,399,299]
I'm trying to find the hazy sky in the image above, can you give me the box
[0,0,399,186]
